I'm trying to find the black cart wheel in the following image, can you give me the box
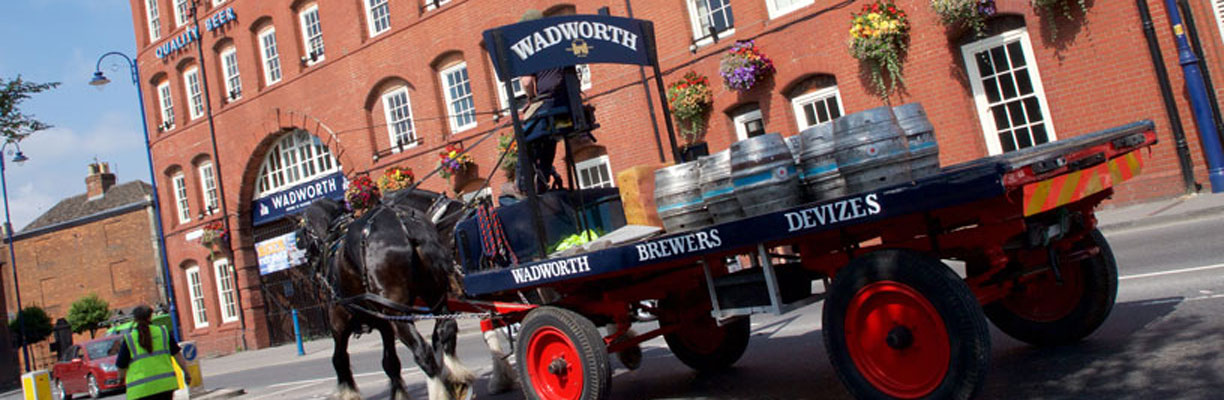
[517,307,611,400]
[823,249,990,400]
[663,315,750,371]
[986,229,1118,346]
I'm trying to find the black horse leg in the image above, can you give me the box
[432,319,474,389]
[372,318,411,400]
[330,306,360,400]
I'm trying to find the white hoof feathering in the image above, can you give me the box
[484,330,518,394]
[426,375,448,400]
[336,386,362,400]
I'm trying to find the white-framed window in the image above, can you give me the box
[577,64,592,91]
[686,0,735,46]
[791,86,843,131]
[576,155,615,189]
[172,172,191,223]
[441,62,477,132]
[174,0,190,27]
[424,0,452,11]
[766,0,814,19]
[186,265,208,328]
[1214,1,1224,48]
[220,47,242,101]
[212,0,226,6]
[213,258,239,323]
[733,107,765,141]
[365,0,391,37]
[198,161,219,215]
[146,0,162,41]
[184,67,204,120]
[256,130,340,196]
[491,54,526,112]
[381,86,418,150]
[259,27,283,85]
[962,28,1055,154]
[299,5,325,65]
[156,82,175,131]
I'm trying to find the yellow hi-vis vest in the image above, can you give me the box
[124,325,179,399]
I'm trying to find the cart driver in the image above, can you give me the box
[514,9,576,197]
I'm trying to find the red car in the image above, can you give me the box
[52,334,124,399]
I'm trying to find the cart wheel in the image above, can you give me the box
[823,249,990,400]
[986,229,1118,346]
[663,315,750,372]
[516,307,611,400]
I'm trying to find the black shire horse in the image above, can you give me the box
[297,192,473,400]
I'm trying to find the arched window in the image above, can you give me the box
[256,130,339,196]
[787,74,843,131]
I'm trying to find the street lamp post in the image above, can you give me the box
[90,51,182,343]
[2,139,31,372]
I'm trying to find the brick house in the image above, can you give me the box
[1,163,167,370]
[124,0,1224,355]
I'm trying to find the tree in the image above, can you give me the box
[9,306,52,347]
[0,76,60,141]
[67,294,110,339]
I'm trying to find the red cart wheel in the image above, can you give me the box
[986,229,1118,346]
[517,307,611,400]
[824,250,990,400]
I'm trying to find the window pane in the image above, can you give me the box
[999,130,1017,152]
[827,98,841,119]
[815,101,829,122]
[804,104,817,126]
[1031,124,1049,145]
[998,73,1017,99]
[1014,127,1033,149]
[990,105,1010,130]
[1024,97,1044,123]
[990,47,1010,72]
[1007,41,1026,68]
[975,51,993,76]
[1014,69,1033,95]
[1007,101,1026,127]
[983,77,1001,103]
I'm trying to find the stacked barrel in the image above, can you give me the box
[654,103,940,233]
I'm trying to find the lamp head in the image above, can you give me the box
[89,71,111,90]
[11,151,28,166]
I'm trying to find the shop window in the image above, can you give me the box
[184,67,204,120]
[146,0,162,41]
[962,28,1055,154]
[733,106,765,141]
[299,4,325,65]
[766,0,813,19]
[259,27,283,85]
[381,86,418,150]
[441,62,477,133]
[220,47,242,101]
[213,258,239,323]
[156,81,175,131]
[687,0,735,46]
[172,172,191,223]
[198,161,219,215]
[791,85,842,131]
[576,155,614,189]
[424,0,452,12]
[186,264,209,328]
[365,0,391,37]
[256,130,339,196]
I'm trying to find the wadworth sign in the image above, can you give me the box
[483,14,657,80]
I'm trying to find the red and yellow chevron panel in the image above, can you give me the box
[1023,152,1144,216]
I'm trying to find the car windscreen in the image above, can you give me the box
[85,338,121,359]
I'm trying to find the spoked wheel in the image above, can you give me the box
[663,315,750,371]
[986,229,1118,346]
[823,249,990,400]
[517,307,611,400]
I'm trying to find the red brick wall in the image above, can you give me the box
[1,208,164,370]
[127,0,1224,353]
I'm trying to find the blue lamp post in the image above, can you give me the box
[90,51,182,342]
[2,139,31,372]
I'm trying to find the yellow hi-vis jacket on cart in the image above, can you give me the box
[123,325,179,399]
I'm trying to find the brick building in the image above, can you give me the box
[1,163,167,370]
[125,0,1224,355]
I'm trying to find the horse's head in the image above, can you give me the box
[296,198,344,263]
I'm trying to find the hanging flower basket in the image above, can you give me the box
[1031,0,1088,39]
[496,133,518,178]
[376,166,414,195]
[666,71,714,146]
[719,40,775,92]
[931,0,996,37]
[198,221,229,255]
[344,175,380,215]
[848,1,911,97]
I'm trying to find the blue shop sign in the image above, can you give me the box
[483,15,655,80]
[252,172,347,226]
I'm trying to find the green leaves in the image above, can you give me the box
[0,76,60,142]
[9,305,53,347]
[67,294,110,338]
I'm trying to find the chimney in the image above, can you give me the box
[86,162,116,200]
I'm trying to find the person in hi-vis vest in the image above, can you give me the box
[116,305,190,400]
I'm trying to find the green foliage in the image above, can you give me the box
[497,133,518,176]
[9,306,53,347]
[1032,0,1089,40]
[931,0,995,37]
[67,294,110,338]
[0,76,60,141]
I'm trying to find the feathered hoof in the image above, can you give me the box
[334,385,363,400]
[485,366,516,395]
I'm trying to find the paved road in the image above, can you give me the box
[30,215,1224,399]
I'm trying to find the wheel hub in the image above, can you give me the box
[548,356,570,376]
[885,326,914,350]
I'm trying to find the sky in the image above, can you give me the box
[0,0,151,231]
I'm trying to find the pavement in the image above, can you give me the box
[1095,191,1224,233]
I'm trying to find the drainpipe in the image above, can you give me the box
[1164,0,1224,192]
[1175,0,1224,148]
[1137,0,1199,194]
